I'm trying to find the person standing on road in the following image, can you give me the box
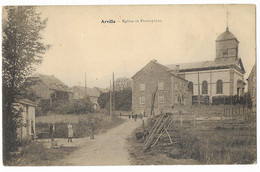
[90,122,95,140]
[68,122,73,142]
[50,123,55,141]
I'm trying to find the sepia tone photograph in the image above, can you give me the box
[1,4,256,166]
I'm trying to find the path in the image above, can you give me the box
[59,118,142,166]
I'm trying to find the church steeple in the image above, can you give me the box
[215,27,239,61]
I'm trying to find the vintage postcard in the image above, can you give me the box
[2,4,256,166]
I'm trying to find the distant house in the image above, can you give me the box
[13,99,37,140]
[95,87,109,94]
[247,64,256,113]
[132,60,192,116]
[28,73,73,104]
[71,86,103,109]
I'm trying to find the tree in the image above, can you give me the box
[98,88,132,111]
[2,6,50,163]
[97,92,110,109]
[115,77,132,91]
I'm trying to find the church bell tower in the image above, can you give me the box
[215,27,239,61]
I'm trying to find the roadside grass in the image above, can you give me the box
[8,142,77,166]
[128,116,256,165]
[8,111,126,166]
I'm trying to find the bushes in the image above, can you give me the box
[192,95,209,105]
[47,98,94,115]
[212,94,252,107]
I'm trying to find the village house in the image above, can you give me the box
[28,73,73,105]
[132,60,192,116]
[247,64,256,113]
[13,99,37,140]
[166,27,246,103]
[71,86,105,109]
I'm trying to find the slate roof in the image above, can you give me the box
[132,60,189,82]
[72,86,101,97]
[216,28,239,43]
[166,58,245,74]
[31,73,72,93]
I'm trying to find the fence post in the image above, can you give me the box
[179,111,182,127]
[193,112,196,127]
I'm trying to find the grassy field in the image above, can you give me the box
[128,107,256,165]
[35,111,126,138]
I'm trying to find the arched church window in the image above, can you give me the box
[188,82,193,95]
[202,81,208,94]
[216,80,223,94]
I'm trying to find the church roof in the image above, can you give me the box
[166,58,245,74]
[216,27,239,43]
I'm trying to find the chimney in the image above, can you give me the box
[175,65,180,73]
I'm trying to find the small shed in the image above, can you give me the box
[14,99,37,140]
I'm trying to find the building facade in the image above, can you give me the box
[166,27,246,103]
[14,99,37,140]
[247,64,256,113]
[132,60,192,116]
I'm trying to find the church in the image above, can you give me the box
[132,27,246,115]
[166,27,246,103]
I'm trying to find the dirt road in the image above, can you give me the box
[59,118,142,166]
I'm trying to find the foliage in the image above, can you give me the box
[192,95,210,105]
[115,77,132,91]
[115,88,132,111]
[48,98,95,115]
[212,94,252,107]
[98,88,132,111]
[2,6,50,163]
[97,92,110,109]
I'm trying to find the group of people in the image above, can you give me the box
[129,114,139,121]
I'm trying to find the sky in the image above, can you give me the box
[34,5,255,88]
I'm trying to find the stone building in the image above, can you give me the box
[166,27,246,103]
[247,64,256,113]
[132,60,192,116]
[28,73,73,104]
[14,99,37,140]
[71,86,104,109]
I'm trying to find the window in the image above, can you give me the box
[175,95,178,104]
[222,49,228,56]
[188,82,193,95]
[175,82,178,91]
[158,82,164,90]
[139,96,145,104]
[202,81,208,94]
[158,94,164,103]
[140,83,145,91]
[216,80,223,94]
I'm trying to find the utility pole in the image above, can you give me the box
[85,72,87,99]
[112,72,116,116]
[109,80,112,116]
